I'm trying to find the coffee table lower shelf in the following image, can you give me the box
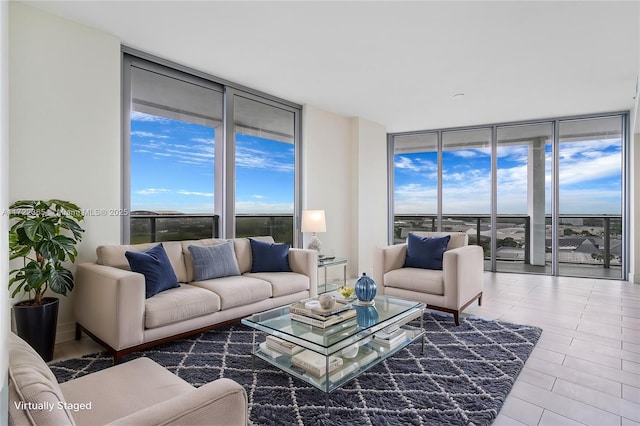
[251,329,425,409]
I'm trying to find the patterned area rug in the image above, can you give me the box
[50,312,541,426]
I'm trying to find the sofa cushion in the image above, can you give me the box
[181,238,227,283]
[125,243,180,298]
[97,241,187,283]
[188,241,241,281]
[8,333,76,426]
[233,236,274,274]
[245,272,309,297]
[404,233,450,270]
[411,231,468,250]
[190,276,272,310]
[384,267,445,296]
[249,238,292,273]
[144,284,221,329]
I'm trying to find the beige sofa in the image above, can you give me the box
[8,332,248,426]
[373,232,483,325]
[75,236,317,363]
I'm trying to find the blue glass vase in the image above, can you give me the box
[355,305,379,328]
[355,272,376,305]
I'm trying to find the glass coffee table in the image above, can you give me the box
[241,295,425,408]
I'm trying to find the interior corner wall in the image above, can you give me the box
[302,105,354,280]
[1,0,10,422]
[9,3,121,342]
[631,123,640,284]
[351,117,387,277]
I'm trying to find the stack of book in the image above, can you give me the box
[259,335,303,358]
[291,349,343,377]
[369,328,407,352]
[289,299,356,329]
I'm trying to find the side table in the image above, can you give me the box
[317,257,347,294]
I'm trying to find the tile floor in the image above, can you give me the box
[55,272,640,425]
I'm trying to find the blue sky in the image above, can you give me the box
[131,111,622,216]
[394,139,622,215]
[130,112,294,214]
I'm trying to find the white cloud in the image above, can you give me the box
[252,195,265,199]
[136,188,171,195]
[394,155,436,173]
[177,190,214,197]
[131,131,169,139]
[236,146,294,173]
[130,111,169,122]
[450,150,480,159]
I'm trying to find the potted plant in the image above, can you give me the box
[8,199,85,361]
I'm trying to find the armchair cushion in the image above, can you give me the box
[8,333,75,425]
[404,233,450,270]
[125,243,180,298]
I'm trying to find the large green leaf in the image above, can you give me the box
[60,217,84,240]
[22,261,48,292]
[37,235,77,262]
[23,218,56,242]
[48,266,74,295]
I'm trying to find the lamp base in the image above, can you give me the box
[308,234,321,252]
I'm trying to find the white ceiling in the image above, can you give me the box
[23,1,640,132]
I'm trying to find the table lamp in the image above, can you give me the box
[301,209,326,252]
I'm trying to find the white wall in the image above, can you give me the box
[303,107,388,283]
[9,3,121,341]
[1,0,10,421]
[351,117,388,277]
[302,105,353,279]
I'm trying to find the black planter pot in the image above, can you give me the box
[13,297,59,362]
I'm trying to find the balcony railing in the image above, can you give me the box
[130,213,220,244]
[395,214,622,278]
[130,213,294,246]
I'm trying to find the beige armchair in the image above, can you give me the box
[373,232,483,325]
[8,332,248,425]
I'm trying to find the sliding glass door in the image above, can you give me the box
[557,116,623,278]
[390,113,626,279]
[496,123,552,274]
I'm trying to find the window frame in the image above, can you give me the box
[122,48,303,246]
[388,111,629,280]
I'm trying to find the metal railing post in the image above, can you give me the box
[604,217,610,269]
[524,216,530,265]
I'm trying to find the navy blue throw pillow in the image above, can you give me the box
[249,238,292,273]
[125,243,180,298]
[404,233,451,270]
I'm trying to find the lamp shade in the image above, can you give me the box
[301,210,326,233]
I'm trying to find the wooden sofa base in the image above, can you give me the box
[76,318,244,365]
[426,291,483,326]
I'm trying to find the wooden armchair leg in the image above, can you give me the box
[453,311,460,326]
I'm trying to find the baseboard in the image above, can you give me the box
[628,272,640,284]
[56,321,77,344]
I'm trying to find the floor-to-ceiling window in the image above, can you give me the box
[230,93,297,243]
[123,53,301,246]
[389,113,627,279]
[442,128,492,257]
[556,116,623,278]
[393,132,438,242]
[495,123,552,274]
